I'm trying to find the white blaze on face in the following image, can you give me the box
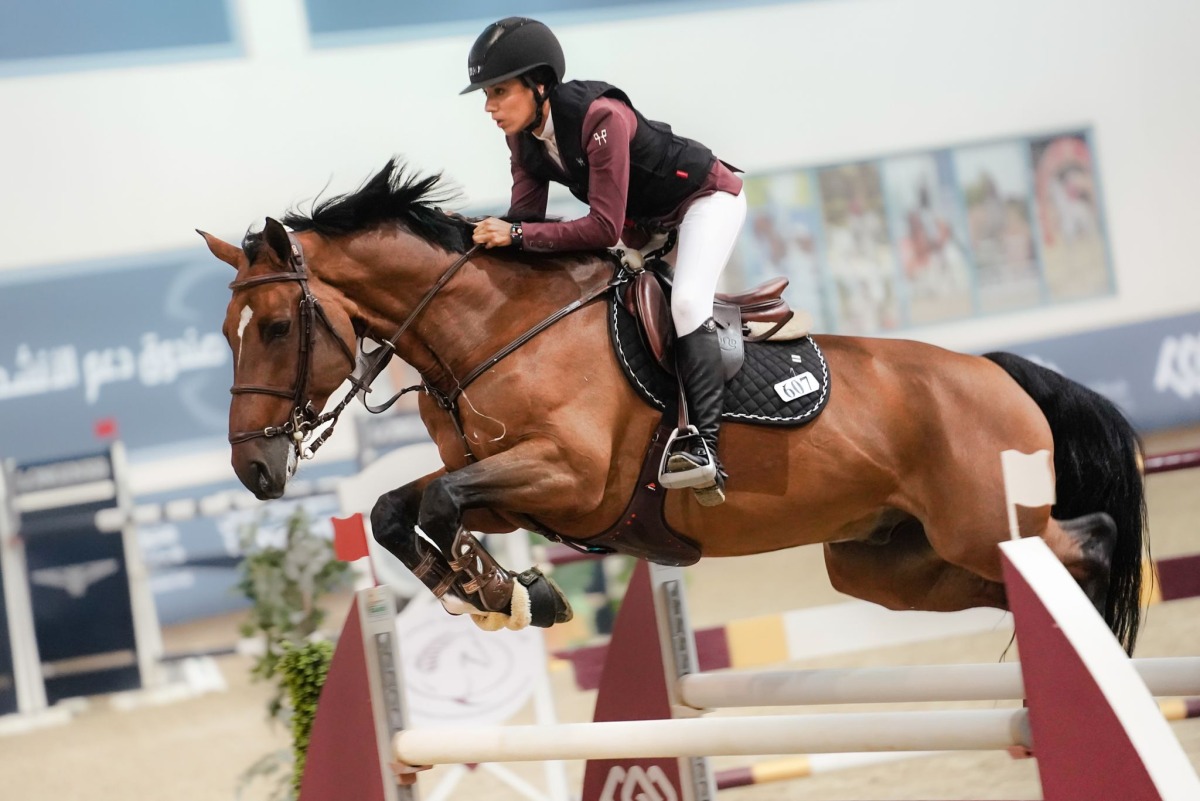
[236,305,254,367]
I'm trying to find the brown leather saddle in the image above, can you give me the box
[622,265,796,381]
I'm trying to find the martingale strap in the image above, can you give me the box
[426,267,625,470]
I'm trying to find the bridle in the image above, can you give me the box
[227,234,358,460]
[228,230,617,467]
[226,233,479,463]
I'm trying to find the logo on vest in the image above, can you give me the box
[774,372,819,403]
[600,765,679,801]
[593,128,608,147]
[1153,332,1200,399]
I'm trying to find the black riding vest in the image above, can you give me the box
[516,80,716,226]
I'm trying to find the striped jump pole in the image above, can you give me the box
[714,753,934,790]
[1143,447,1200,474]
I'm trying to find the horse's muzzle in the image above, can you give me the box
[232,439,290,500]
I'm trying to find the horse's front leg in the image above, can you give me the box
[370,472,478,610]
[418,440,605,629]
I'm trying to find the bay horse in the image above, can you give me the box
[200,160,1146,654]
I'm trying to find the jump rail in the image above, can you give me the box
[394,708,1029,766]
[678,656,1200,709]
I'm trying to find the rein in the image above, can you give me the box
[421,266,622,462]
[228,233,620,466]
[357,250,622,462]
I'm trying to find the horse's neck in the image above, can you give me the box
[338,235,609,384]
[428,252,609,373]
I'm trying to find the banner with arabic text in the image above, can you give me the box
[0,252,231,463]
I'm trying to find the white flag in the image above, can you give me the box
[1001,450,1057,508]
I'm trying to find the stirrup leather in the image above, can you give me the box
[657,426,718,489]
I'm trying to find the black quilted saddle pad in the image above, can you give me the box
[608,296,831,427]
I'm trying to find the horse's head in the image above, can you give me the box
[199,218,357,499]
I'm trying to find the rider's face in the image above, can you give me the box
[483,79,538,136]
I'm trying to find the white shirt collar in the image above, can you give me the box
[532,109,563,170]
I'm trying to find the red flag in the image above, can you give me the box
[331,513,370,562]
[94,417,119,439]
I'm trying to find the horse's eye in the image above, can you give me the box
[265,320,291,341]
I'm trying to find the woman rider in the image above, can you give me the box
[465,17,746,507]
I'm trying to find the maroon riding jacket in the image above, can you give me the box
[505,90,742,252]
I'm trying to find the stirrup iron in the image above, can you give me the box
[658,425,718,489]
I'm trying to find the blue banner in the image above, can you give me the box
[1,0,234,62]
[304,0,783,40]
[994,310,1200,432]
[0,251,232,463]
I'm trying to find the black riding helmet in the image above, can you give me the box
[460,17,565,94]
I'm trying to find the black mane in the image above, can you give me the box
[246,159,472,258]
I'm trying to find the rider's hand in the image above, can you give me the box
[472,217,512,248]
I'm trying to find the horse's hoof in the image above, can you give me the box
[516,567,574,627]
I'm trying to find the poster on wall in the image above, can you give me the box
[881,151,975,326]
[728,171,830,332]
[816,162,903,334]
[1029,132,1112,301]
[952,142,1043,313]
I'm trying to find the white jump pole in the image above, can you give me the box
[394,707,1030,766]
[679,656,1200,709]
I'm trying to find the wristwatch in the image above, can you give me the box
[509,222,524,249]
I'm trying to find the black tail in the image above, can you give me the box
[985,352,1146,655]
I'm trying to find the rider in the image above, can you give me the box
[464,16,747,506]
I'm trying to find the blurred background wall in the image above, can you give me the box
[3,0,1198,344]
[1,0,1197,622]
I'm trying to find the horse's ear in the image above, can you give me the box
[196,229,244,269]
[263,217,294,268]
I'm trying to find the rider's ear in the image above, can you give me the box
[262,217,294,268]
[196,229,245,270]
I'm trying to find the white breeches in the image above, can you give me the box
[665,189,748,335]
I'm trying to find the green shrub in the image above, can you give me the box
[236,505,351,800]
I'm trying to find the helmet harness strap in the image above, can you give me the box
[522,74,548,133]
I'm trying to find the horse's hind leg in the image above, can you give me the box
[824,517,1008,612]
[922,505,1118,619]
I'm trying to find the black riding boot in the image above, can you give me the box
[664,320,728,506]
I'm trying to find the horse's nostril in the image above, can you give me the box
[251,460,272,492]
